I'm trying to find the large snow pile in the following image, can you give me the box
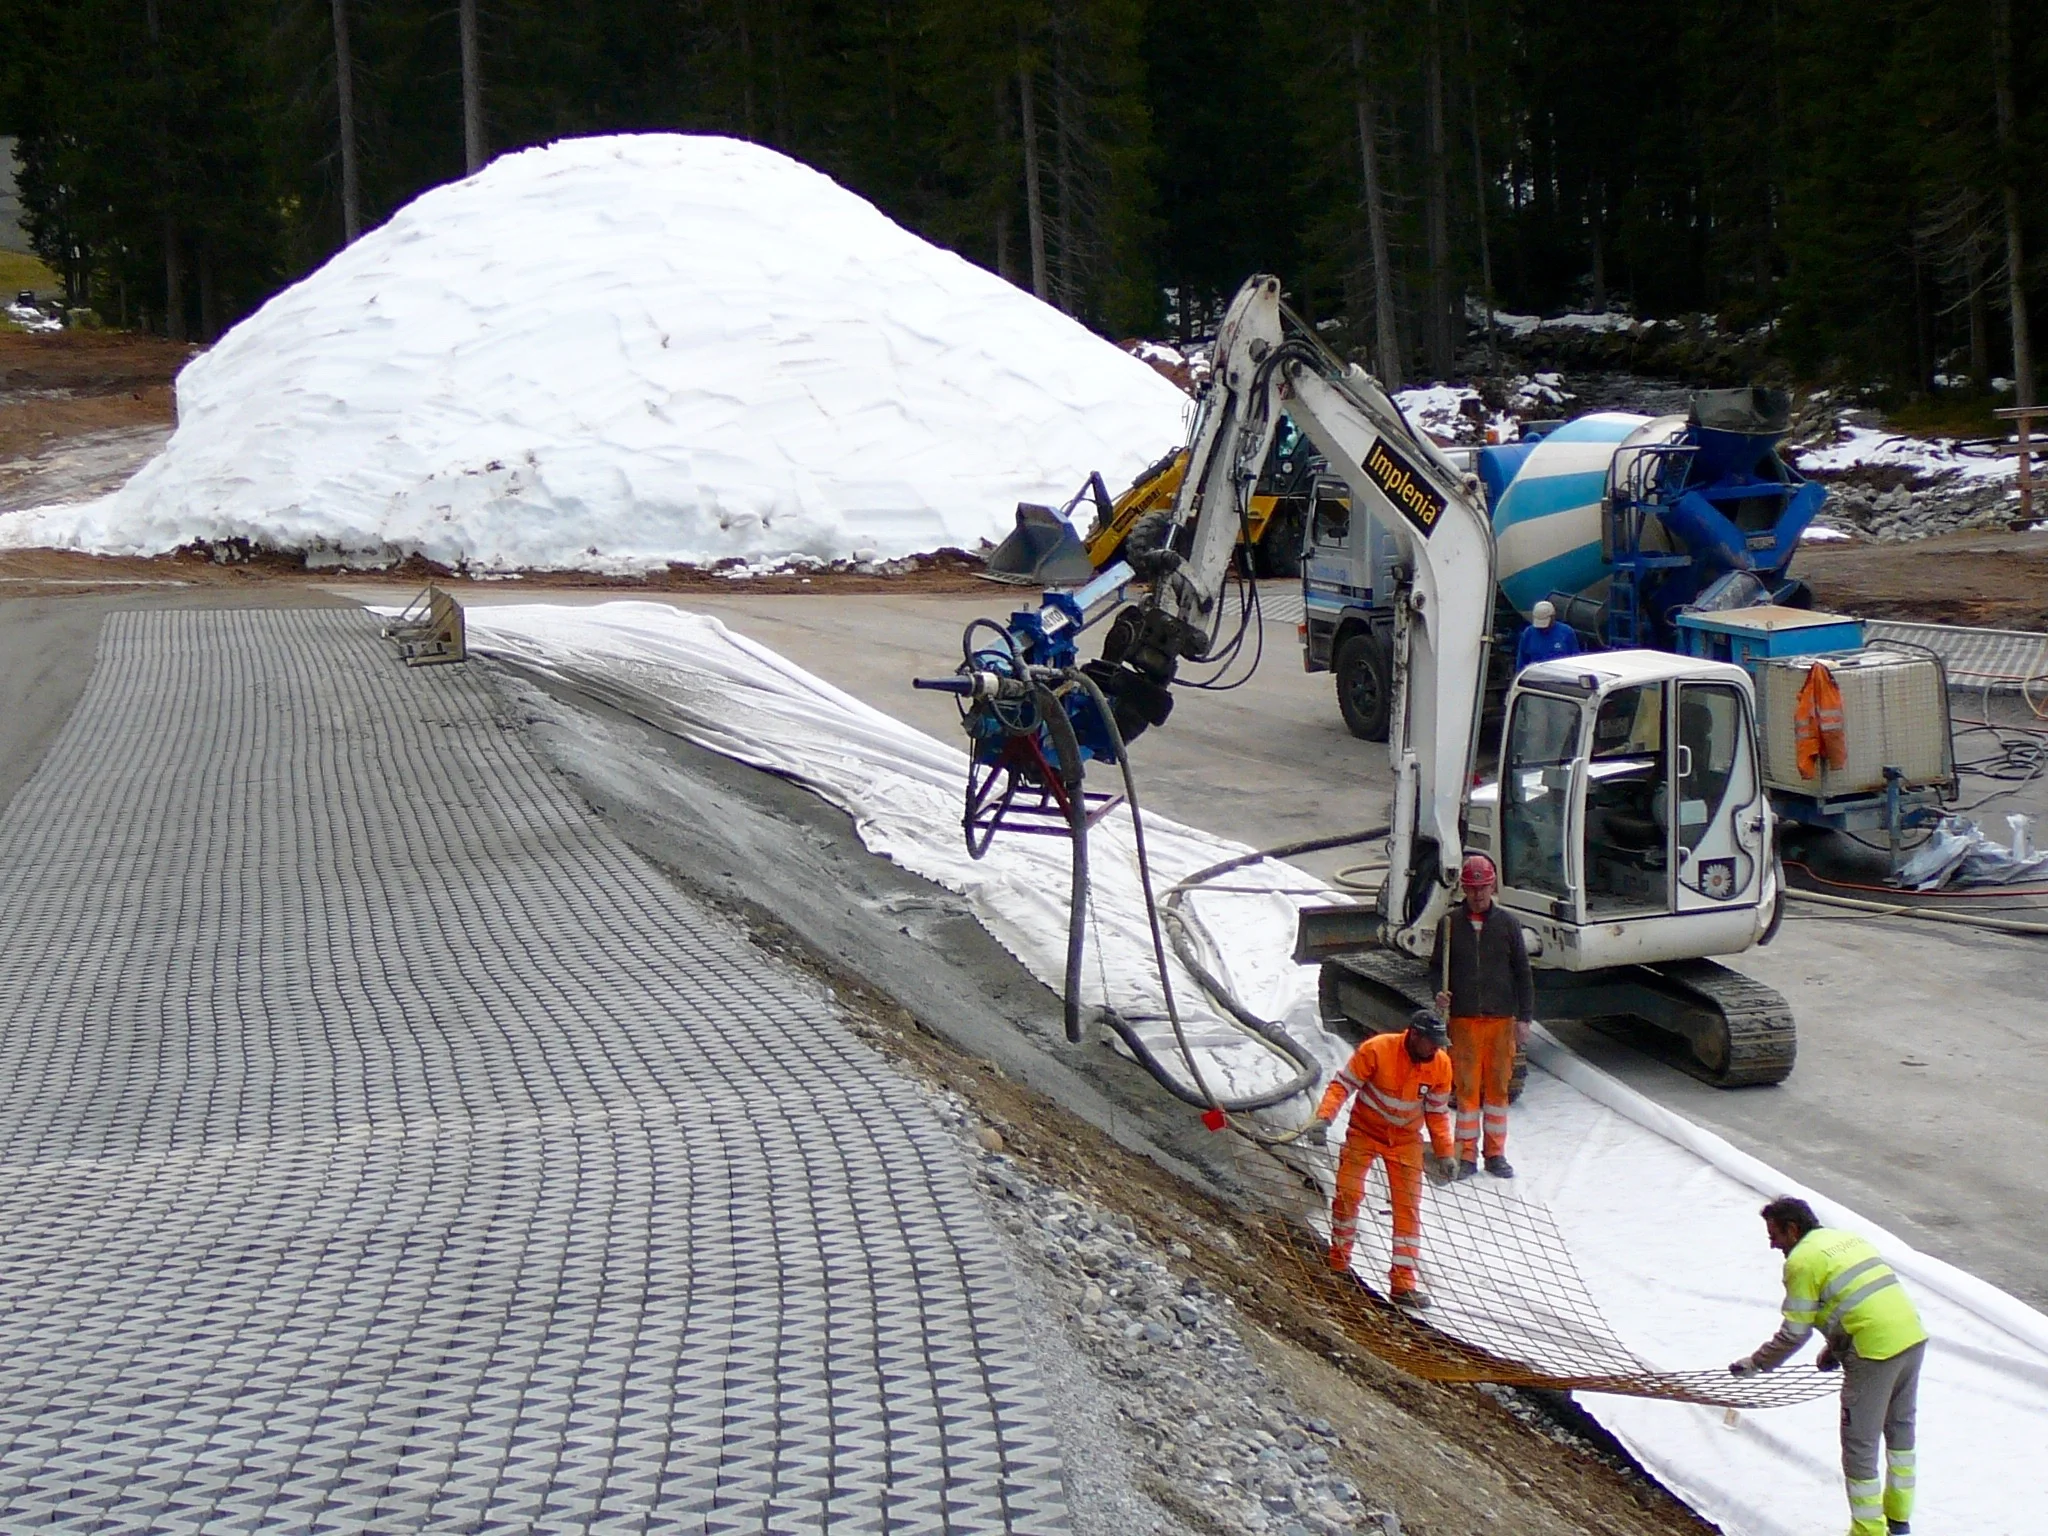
[0,135,1190,572]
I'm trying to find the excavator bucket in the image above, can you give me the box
[982,501,1098,586]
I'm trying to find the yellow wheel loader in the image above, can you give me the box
[986,417,1325,585]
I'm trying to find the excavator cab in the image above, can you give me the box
[1488,651,1775,966]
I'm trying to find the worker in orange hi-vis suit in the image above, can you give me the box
[1311,1010,1458,1309]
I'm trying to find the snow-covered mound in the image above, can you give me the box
[1,135,1190,572]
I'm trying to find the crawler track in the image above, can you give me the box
[1320,950,1796,1088]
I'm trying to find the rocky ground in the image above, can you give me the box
[817,973,1714,1536]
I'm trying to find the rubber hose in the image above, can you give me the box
[1098,822,1392,1113]
[1788,886,2048,936]
[1068,669,1228,1112]
[1034,680,1090,1045]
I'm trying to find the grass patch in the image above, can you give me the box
[1885,394,2006,439]
[0,250,60,298]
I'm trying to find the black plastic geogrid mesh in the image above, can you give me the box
[1240,1143,1834,1409]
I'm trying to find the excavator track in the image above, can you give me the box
[1606,958,1798,1088]
[1319,952,1796,1089]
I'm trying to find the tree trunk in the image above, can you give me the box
[1460,0,1495,372]
[1351,25,1402,387]
[1992,0,2033,405]
[1019,52,1048,303]
[459,0,485,174]
[143,0,182,339]
[993,76,1013,282]
[1052,45,1076,313]
[1968,230,1990,385]
[1422,0,1453,379]
[1911,233,1931,394]
[767,0,790,146]
[198,246,218,343]
[163,216,185,341]
[736,0,756,138]
[331,0,361,242]
[1590,190,1608,313]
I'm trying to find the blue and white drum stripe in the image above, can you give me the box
[1492,412,1649,618]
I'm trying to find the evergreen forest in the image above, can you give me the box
[1,0,2039,401]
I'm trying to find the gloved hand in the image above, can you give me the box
[1728,1356,1757,1377]
[1425,1152,1458,1185]
[1816,1345,1840,1373]
[1299,1118,1331,1148]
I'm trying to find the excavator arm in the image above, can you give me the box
[1135,276,1496,954]
[921,273,1495,960]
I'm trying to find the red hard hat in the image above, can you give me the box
[1460,853,1497,889]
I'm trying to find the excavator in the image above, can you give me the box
[921,274,1795,1090]
[985,423,1321,584]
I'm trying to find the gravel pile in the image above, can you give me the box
[1808,477,2025,541]
[926,1089,1405,1536]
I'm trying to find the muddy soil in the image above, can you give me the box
[0,329,190,511]
[1798,527,2048,630]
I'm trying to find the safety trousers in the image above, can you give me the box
[1449,1014,1515,1161]
[1328,1134,1423,1294]
[1840,1339,1922,1536]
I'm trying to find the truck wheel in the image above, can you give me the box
[1335,632,1390,741]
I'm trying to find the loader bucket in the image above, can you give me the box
[982,502,1097,586]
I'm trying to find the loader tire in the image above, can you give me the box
[1254,502,1305,579]
[1335,631,1391,742]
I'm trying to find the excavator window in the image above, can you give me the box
[1499,692,1579,902]
[1583,683,1673,917]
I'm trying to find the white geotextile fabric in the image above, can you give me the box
[1,135,1189,573]
[465,601,1341,1106]
[461,599,2048,1536]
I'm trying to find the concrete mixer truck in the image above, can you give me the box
[1300,391,1957,858]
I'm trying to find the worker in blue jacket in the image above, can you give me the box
[1515,600,1581,673]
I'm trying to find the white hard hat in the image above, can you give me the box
[1532,600,1556,626]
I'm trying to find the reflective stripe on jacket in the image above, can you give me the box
[1752,1228,1927,1370]
[1316,1032,1454,1159]
[1794,661,1848,780]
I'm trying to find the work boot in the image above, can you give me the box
[1887,1522,1910,1534]
[1454,1159,1480,1181]
[1484,1154,1516,1179]
[1391,1287,1431,1312]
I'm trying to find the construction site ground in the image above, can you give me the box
[3,552,2044,1315]
[0,585,1736,1535]
[3,336,2045,1528]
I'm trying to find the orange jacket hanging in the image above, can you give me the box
[1794,660,1848,779]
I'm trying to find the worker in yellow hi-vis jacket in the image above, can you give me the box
[1731,1196,1927,1536]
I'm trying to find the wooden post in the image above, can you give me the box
[1995,406,2041,526]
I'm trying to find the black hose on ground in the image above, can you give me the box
[1065,666,1392,1115]
[1034,680,1090,1045]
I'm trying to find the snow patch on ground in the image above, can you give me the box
[0,134,1190,572]
[1792,424,2017,485]
[1486,309,1649,338]
[1393,383,1518,444]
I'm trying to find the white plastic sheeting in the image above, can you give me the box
[466,600,1338,1106]
[460,599,2048,1536]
